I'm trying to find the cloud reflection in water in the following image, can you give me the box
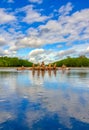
[0,69,89,129]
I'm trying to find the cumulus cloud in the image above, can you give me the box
[0,2,89,62]
[0,47,16,57]
[16,36,45,48]
[57,43,89,59]
[28,48,59,64]
[0,30,18,57]
[39,9,89,44]
[59,2,73,15]
[0,8,16,24]
[72,44,89,56]
[0,37,7,46]
[57,49,76,58]
[21,5,49,24]
[19,5,89,51]
[0,29,17,47]
[29,48,44,56]
[11,75,89,127]
[0,48,9,56]
[29,48,45,63]
[27,43,89,63]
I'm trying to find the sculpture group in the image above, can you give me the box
[32,61,57,70]
[17,62,70,71]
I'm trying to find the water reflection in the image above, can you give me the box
[32,70,57,78]
[0,68,89,130]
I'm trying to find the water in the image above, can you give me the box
[0,68,89,130]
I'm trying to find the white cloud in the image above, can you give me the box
[0,29,18,57]
[13,78,89,127]
[19,6,89,51]
[0,30,17,47]
[0,48,9,56]
[39,8,89,44]
[0,37,7,46]
[15,36,45,48]
[86,46,89,51]
[59,2,73,15]
[29,0,42,4]
[0,2,89,62]
[0,8,16,24]
[21,5,49,24]
[0,47,16,57]
[56,43,89,59]
[27,43,89,64]
[29,48,45,63]
[28,48,58,64]
[29,48,44,56]
[57,49,76,58]
[73,44,89,56]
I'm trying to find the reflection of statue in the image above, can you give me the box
[48,70,51,77]
[37,70,40,77]
[41,70,45,77]
[53,70,56,76]
[62,69,66,74]
[32,70,35,77]
[32,69,45,78]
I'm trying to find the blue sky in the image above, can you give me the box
[0,0,89,63]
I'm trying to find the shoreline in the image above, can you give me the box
[0,67,89,71]
[13,67,89,69]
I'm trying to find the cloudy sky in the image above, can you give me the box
[0,0,89,63]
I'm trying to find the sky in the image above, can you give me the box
[0,0,89,64]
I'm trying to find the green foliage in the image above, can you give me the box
[53,56,89,67]
[0,56,33,67]
[0,56,89,67]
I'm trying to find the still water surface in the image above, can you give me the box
[0,68,89,130]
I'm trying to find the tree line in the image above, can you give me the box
[54,56,89,67]
[0,56,89,67]
[0,56,33,67]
